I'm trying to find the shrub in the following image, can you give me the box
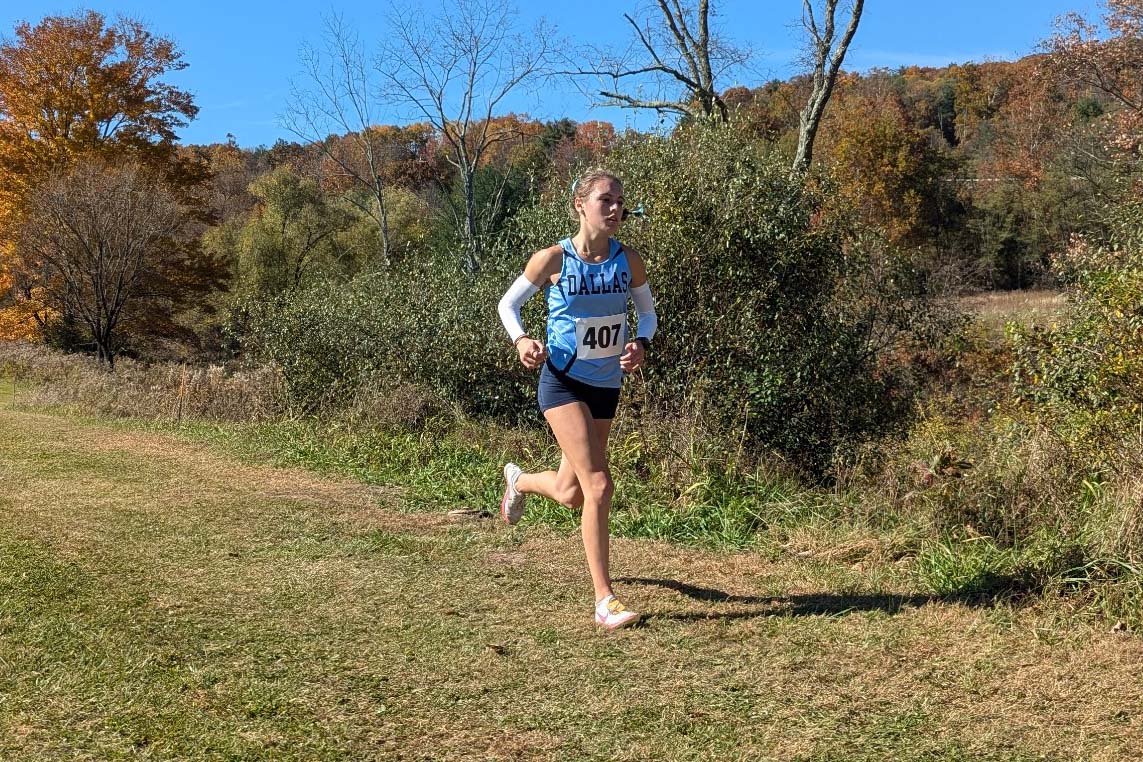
[1011,198,1143,463]
[509,121,958,476]
[237,121,959,477]
[878,409,1085,545]
[237,255,535,418]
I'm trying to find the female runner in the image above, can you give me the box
[496,168,657,631]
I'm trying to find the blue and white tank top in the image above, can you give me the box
[545,237,632,389]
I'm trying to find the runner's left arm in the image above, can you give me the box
[627,248,657,344]
[621,248,656,372]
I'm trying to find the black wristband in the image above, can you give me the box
[635,336,651,351]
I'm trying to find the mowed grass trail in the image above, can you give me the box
[1,399,1141,760]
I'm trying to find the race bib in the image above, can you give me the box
[574,314,627,360]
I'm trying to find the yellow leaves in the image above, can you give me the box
[0,10,203,354]
[0,263,45,342]
[0,10,195,180]
[822,88,948,246]
[0,301,42,342]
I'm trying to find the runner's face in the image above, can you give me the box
[579,179,624,233]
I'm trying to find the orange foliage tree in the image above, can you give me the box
[574,121,617,155]
[0,264,42,341]
[318,123,448,190]
[982,57,1071,186]
[1045,0,1143,160]
[0,11,199,220]
[0,11,213,351]
[819,78,959,246]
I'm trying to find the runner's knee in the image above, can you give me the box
[580,471,613,504]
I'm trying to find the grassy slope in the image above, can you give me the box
[1,396,1142,761]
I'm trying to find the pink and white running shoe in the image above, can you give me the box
[500,462,526,525]
[595,595,641,630]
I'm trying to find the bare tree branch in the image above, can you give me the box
[17,159,188,366]
[377,0,551,271]
[283,14,393,265]
[658,0,703,87]
[565,0,746,122]
[623,13,702,91]
[599,90,693,115]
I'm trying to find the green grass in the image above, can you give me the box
[7,370,1135,612]
[0,375,31,407]
[37,408,834,553]
[3,402,1143,759]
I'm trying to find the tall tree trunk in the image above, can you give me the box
[792,0,864,174]
[375,187,391,266]
[463,169,480,273]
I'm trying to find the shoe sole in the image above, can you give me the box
[500,484,514,524]
[501,465,522,525]
[596,612,641,631]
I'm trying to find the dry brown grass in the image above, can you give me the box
[3,403,1143,760]
[959,289,1067,332]
[0,341,285,422]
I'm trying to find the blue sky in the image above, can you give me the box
[3,1,1105,148]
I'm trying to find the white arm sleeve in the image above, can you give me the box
[630,283,658,341]
[498,275,541,343]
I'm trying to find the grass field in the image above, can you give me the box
[2,392,1142,760]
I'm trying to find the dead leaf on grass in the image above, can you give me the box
[448,508,491,520]
[488,551,528,567]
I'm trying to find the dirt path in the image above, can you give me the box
[1,405,1141,761]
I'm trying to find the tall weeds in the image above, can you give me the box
[0,342,284,422]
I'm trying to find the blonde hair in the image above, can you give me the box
[570,167,623,220]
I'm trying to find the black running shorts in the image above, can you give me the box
[537,362,621,420]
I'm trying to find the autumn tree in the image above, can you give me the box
[981,59,1071,187]
[949,62,1017,149]
[724,81,802,143]
[0,11,199,229]
[203,139,259,223]
[1043,0,1143,163]
[182,135,273,226]
[0,11,208,346]
[0,264,41,341]
[575,121,618,155]
[378,0,552,271]
[259,139,316,173]
[824,83,960,247]
[17,159,199,366]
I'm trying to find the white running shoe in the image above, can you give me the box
[595,595,641,630]
[500,462,526,525]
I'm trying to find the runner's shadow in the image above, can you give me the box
[616,576,937,621]
[616,577,778,604]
